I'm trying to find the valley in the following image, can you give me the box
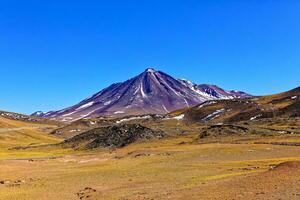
[1,108,300,199]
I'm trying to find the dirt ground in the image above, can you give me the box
[1,128,300,200]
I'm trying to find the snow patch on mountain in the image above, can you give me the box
[173,114,185,120]
[76,102,94,110]
[116,115,151,124]
[204,109,225,121]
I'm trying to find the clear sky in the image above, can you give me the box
[0,0,300,114]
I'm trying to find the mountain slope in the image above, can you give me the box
[0,110,61,149]
[36,68,251,122]
[170,86,300,124]
[1,110,60,125]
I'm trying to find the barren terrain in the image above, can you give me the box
[1,115,300,200]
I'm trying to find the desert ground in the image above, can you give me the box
[1,115,300,200]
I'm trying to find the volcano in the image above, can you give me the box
[34,68,251,121]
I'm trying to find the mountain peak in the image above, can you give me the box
[36,68,251,121]
[145,68,157,73]
[31,111,45,117]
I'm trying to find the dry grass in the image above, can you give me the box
[1,130,300,199]
[1,116,300,199]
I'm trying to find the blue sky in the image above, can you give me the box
[0,0,300,114]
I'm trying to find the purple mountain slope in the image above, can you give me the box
[33,68,251,121]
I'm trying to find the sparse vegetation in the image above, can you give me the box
[1,87,300,199]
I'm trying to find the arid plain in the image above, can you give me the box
[1,112,300,200]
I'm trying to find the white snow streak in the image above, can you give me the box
[204,109,225,120]
[140,82,147,98]
[116,115,151,124]
[172,114,185,120]
[76,102,94,110]
[162,105,169,113]
[62,111,78,117]
[104,101,112,106]
[291,96,297,100]
[250,114,262,121]
[114,111,125,114]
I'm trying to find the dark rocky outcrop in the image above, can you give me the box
[199,124,249,139]
[60,124,165,149]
